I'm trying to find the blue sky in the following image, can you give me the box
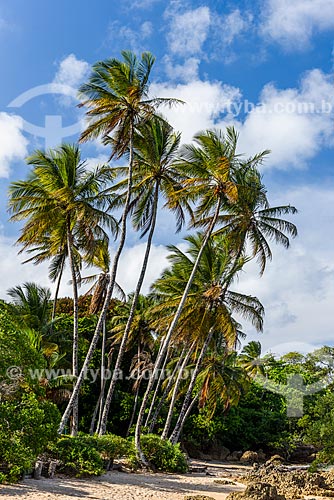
[0,0,333,353]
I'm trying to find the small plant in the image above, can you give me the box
[129,434,188,473]
[97,434,130,466]
[50,436,103,477]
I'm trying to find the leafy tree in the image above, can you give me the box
[9,144,116,435]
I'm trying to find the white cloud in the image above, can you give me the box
[0,112,28,178]
[261,0,334,49]
[235,69,334,169]
[215,9,252,46]
[54,54,90,88]
[150,79,242,144]
[107,20,153,51]
[167,6,211,57]
[164,56,201,82]
[84,154,110,172]
[236,185,334,353]
[152,68,334,170]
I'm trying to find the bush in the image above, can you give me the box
[0,393,60,483]
[50,435,103,477]
[97,434,130,465]
[129,434,188,473]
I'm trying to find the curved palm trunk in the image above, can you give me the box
[97,181,159,435]
[66,220,79,436]
[169,327,214,444]
[148,347,185,433]
[51,257,65,323]
[161,341,195,439]
[89,325,112,434]
[144,341,168,428]
[135,200,222,466]
[58,124,135,435]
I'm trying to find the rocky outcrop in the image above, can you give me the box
[244,460,334,499]
[240,451,259,464]
[227,482,286,500]
[184,496,216,500]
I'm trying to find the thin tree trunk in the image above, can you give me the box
[58,123,135,435]
[89,326,111,435]
[178,392,199,433]
[135,199,221,466]
[144,340,168,428]
[161,341,195,439]
[126,344,142,437]
[126,384,141,437]
[97,320,107,429]
[169,327,215,444]
[66,220,79,436]
[51,257,64,323]
[97,181,160,436]
[148,347,186,433]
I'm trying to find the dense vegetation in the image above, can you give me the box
[1,50,332,482]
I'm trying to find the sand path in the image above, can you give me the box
[0,462,247,500]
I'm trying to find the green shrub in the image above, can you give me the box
[50,435,103,477]
[129,434,188,473]
[0,393,60,483]
[97,434,130,464]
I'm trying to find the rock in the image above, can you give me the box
[227,482,286,500]
[257,449,266,462]
[240,451,259,464]
[184,442,230,461]
[244,461,334,499]
[289,444,317,463]
[184,496,216,500]
[227,451,243,461]
[214,479,237,485]
[266,455,285,465]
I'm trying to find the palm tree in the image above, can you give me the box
[134,127,267,463]
[7,282,52,333]
[58,51,179,434]
[8,144,116,435]
[149,233,263,443]
[212,166,298,275]
[97,116,191,434]
[239,340,265,378]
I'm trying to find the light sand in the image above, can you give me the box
[0,462,247,500]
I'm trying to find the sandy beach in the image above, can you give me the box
[0,462,247,500]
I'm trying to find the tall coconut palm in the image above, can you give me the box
[58,52,179,434]
[8,144,116,435]
[150,233,263,442]
[134,127,268,463]
[97,116,191,434]
[211,166,298,275]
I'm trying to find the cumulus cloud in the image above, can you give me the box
[163,56,201,83]
[235,185,334,353]
[107,20,153,51]
[150,79,242,144]
[215,9,252,46]
[235,69,334,169]
[167,6,211,57]
[53,53,90,88]
[0,112,28,178]
[151,68,334,170]
[261,0,334,49]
